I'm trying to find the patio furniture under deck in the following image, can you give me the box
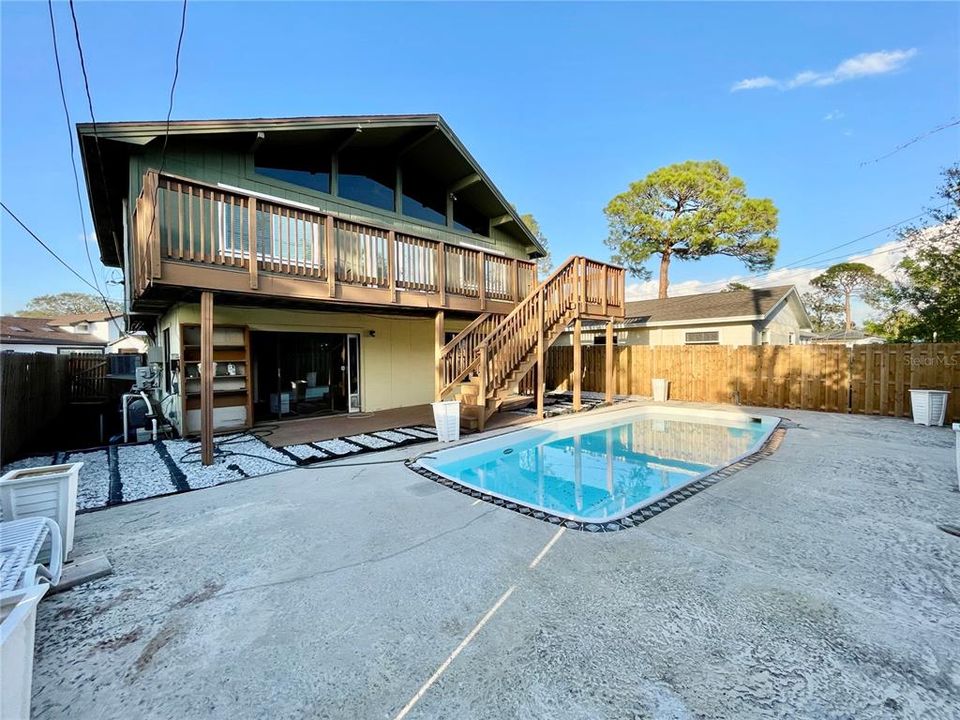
[0,517,63,592]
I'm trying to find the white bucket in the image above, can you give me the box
[0,462,82,562]
[652,379,669,402]
[0,584,50,720]
[431,401,461,443]
[908,389,950,427]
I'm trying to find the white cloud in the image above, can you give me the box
[731,76,778,92]
[823,110,844,121]
[732,49,917,92]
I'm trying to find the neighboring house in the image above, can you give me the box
[808,329,885,346]
[0,315,107,354]
[78,114,623,438]
[556,285,812,347]
[46,312,148,354]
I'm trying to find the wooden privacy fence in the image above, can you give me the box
[546,343,960,423]
[1,353,71,464]
[68,354,108,401]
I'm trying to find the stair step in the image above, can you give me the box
[499,395,534,412]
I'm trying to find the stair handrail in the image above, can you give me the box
[475,257,587,411]
[437,312,504,399]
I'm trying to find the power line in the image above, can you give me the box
[67,0,121,263]
[47,2,102,296]
[50,0,129,336]
[149,0,189,247]
[1,201,109,298]
[669,205,946,295]
[861,117,960,167]
[773,203,948,270]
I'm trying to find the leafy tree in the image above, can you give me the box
[17,292,119,318]
[810,262,891,331]
[871,164,959,342]
[603,160,779,298]
[520,213,552,276]
[723,282,751,292]
[801,289,845,332]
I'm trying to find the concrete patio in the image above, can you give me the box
[30,405,960,719]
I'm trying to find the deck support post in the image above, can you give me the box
[605,318,614,405]
[434,310,445,401]
[573,317,582,412]
[200,291,215,466]
[536,293,545,419]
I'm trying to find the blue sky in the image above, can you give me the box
[2,1,958,315]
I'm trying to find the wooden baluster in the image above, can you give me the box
[438,242,447,307]
[177,183,185,260]
[602,265,608,315]
[187,186,195,262]
[478,252,487,310]
[326,216,336,295]
[248,197,258,289]
[198,188,206,263]
[478,346,488,432]
[388,230,397,302]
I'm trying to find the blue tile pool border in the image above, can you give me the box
[406,426,787,532]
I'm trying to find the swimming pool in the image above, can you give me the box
[416,407,779,524]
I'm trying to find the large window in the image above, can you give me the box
[254,150,331,195]
[401,171,446,226]
[452,200,489,237]
[338,154,394,211]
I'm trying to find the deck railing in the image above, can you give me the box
[132,170,538,310]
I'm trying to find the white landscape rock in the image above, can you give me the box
[117,444,177,502]
[63,450,110,511]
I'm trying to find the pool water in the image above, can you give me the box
[419,411,777,523]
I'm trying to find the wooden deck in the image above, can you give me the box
[261,402,535,447]
[261,405,436,447]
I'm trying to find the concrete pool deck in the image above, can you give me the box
[30,404,960,719]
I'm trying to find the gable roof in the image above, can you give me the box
[624,285,804,325]
[77,114,546,267]
[47,311,119,326]
[0,316,107,347]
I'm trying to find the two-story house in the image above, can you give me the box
[78,114,624,460]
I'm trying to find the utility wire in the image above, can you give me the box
[47,0,125,335]
[670,204,947,295]
[67,0,121,264]
[149,0,189,246]
[1,201,108,296]
[861,117,960,166]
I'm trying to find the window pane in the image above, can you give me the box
[452,201,489,236]
[338,153,394,211]
[256,166,330,194]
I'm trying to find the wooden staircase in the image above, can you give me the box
[437,256,625,431]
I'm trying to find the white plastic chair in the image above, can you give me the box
[0,517,62,591]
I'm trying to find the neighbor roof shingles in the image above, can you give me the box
[0,316,107,346]
[624,285,795,323]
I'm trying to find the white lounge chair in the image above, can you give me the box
[0,517,63,591]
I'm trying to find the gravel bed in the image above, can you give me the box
[117,444,178,502]
[62,450,111,511]
[313,438,364,456]
[371,430,417,443]
[344,433,393,449]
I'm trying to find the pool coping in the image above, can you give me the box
[406,409,787,533]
